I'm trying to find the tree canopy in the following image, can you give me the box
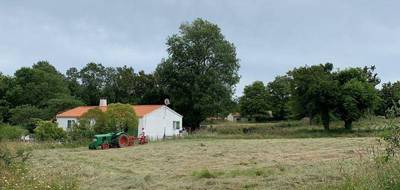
[155,18,240,129]
[240,81,271,121]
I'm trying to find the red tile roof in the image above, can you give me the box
[56,105,162,118]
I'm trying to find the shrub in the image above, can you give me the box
[34,120,66,141]
[105,103,138,135]
[0,124,28,140]
[67,123,94,142]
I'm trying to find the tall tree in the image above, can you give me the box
[267,76,291,120]
[65,67,83,99]
[8,61,70,107]
[79,63,107,105]
[334,67,381,129]
[155,18,240,129]
[288,63,339,130]
[240,81,271,121]
[378,81,400,116]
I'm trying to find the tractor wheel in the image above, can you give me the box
[101,143,109,150]
[118,134,129,148]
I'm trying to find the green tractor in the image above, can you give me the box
[89,131,147,150]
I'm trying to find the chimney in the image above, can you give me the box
[99,99,107,107]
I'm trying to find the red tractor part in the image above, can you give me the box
[128,136,135,146]
[118,134,129,148]
[138,135,148,145]
[101,143,109,150]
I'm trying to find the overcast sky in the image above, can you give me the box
[1,1,400,96]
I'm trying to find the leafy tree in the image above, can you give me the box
[288,63,339,130]
[135,71,165,104]
[79,63,107,105]
[9,61,70,107]
[378,81,400,116]
[80,108,107,133]
[155,18,240,130]
[43,97,84,119]
[105,103,138,135]
[9,105,46,132]
[65,67,83,99]
[334,67,381,129]
[0,73,12,122]
[240,81,271,121]
[267,76,291,120]
[34,120,66,141]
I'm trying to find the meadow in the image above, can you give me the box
[2,118,399,190]
[29,137,377,190]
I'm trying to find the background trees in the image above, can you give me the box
[288,63,339,130]
[155,18,240,130]
[0,19,396,133]
[378,81,400,115]
[240,81,271,121]
[266,76,291,120]
[334,67,380,129]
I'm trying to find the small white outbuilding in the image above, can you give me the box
[56,99,183,140]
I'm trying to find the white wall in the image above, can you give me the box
[56,106,183,141]
[141,106,182,140]
[56,117,78,130]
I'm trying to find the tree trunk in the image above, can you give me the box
[321,111,330,130]
[344,120,353,130]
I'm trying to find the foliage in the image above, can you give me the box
[266,76,291,120]
[43,96,84,119]
[78,62,108,105]
[334,67,381,130]
[288,63,338,130]
[80,108,107,133]
[382,102,400,160]
[67,122,95,142]
[0,124,28,140]
[378,81,400,116]
[240,81,271,121]
[156,18,240,129]
[105,103,138,135]
[9,105,45,132]
[34,120,67,141]
[7,61,70,107]
[78,103,138,135]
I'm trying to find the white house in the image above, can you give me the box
[56,99,183,140]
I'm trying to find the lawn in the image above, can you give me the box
[30,137,378,190]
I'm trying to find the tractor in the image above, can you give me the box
[89,131,147,150]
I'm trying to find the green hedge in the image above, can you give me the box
[0,124,28,140]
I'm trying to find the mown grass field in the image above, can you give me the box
[30,137,378,190]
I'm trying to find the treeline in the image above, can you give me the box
[240,63,399,130]
[2,18,398,132]
[0,61,161,132]
[0,18,240,131]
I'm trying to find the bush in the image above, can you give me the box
[34,121,66,141]
[67,123,94,143]
[0,124,28,140]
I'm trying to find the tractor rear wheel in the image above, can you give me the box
[118,134,129,148]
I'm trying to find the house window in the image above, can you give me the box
[173,121,180,130]
[67,120,76,129]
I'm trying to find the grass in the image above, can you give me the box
[0,142,78,190]
[27,137,378,189]
[190,117,390,139]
